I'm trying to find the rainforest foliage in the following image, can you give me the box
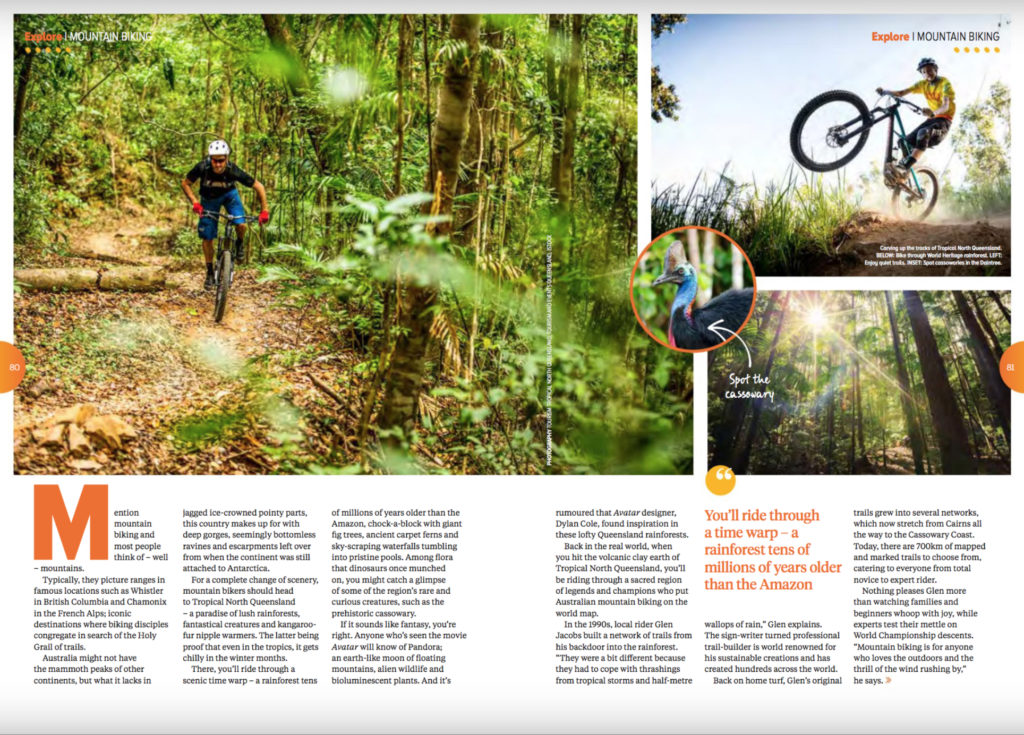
[708,291,1010,475]
[14,14,694,475]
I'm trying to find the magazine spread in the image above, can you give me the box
[2,4,1021,734]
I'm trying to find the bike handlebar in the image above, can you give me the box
[898,98,927,115]
[198,210,260,223]
[876,92,927,116]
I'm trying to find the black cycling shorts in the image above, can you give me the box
[905,117,951,150]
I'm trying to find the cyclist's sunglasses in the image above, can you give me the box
[211,156,228,164]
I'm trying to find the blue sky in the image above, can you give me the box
[651,14,1012,189]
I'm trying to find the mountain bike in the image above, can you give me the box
[789,91,939,221]
[201,211,257,323]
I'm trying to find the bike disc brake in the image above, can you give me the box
[826,126,847,148]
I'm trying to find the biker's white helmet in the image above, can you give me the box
[208,139,231,156]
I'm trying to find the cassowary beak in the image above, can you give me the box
[651,272,674,287]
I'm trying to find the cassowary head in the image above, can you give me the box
[650,241,695,287]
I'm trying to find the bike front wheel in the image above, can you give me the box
[214,249,232,323]
[790,90,872,172]
[891,166,939,221]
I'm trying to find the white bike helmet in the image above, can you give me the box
[208,139,231,156]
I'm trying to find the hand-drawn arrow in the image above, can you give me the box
[708,319,752,368]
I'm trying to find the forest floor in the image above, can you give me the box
[867,445,1010,474]
[814,211,1011,277]
[13,213,371,475]
[867,445,918,474]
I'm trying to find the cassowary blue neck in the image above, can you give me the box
[671,277,698,324]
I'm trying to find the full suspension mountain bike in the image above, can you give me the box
[200,210,257,323]
[789,90,940,221]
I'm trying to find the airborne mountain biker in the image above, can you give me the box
[876,57,955,184]
[181,140,270,289]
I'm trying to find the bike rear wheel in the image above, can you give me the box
[790,90,872,172]
[214,249,232,323]
[891,166,939,221]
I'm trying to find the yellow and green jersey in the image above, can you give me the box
[906,76,956,119]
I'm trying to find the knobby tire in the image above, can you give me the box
[891,166,939,221]
[790,90,872,172]
[214,249,232,323]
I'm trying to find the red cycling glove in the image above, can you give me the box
[192,201,203,214]
[258,210,270,225]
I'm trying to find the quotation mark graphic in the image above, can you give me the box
[706,465,736,495]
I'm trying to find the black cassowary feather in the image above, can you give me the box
[672,287,754,349]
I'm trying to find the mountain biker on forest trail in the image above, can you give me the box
[876,57,955,186]
[181,140,270,289]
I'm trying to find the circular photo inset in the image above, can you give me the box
[630,227,757,353]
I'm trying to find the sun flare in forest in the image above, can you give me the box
[804,306,828,332]
[709,290,1011,476]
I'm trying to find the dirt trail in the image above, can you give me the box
[811,211,1010,277]
[867,445,917,474]
[14,222,356,475]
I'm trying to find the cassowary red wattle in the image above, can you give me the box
[649,243,754,350]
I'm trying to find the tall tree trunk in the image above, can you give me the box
[953,292,1011,442]
[885,292,925,473]
[988,290,1011,326]
[546,15,565,205]
[855,360,865,459]
[826,346,835,473]
[731,244,744,288]
[701,229,714,306]
[464,102,486,382]
[879,400,887,470]
[850,293,867,468]
[215,67,232,139]
[546,15,583,342]
[495,102,513,253]
[734,293,790,474]
[455,19,502,235]
[14,53,33,145]
[545,14,568,344]
[262,15,308,86]
[107,134,119,209]
[906,345,935,475]
[686,229,701,283]
[546,15,582,211]
[612,14,635,245]
[561,15,583,213]
[392,14,413,196]
[847,369,855,473]
[902,291,975,474]
[428,15,479,224]
[941,310,986,460]
[379,14,481,439]
[422,15,434,186]
[969,291,1004,359]
[262,14,328,173]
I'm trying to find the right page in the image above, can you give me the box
[652,14,1010,276]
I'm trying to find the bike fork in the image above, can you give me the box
[217,238,233,286]
[884,114,894,165]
